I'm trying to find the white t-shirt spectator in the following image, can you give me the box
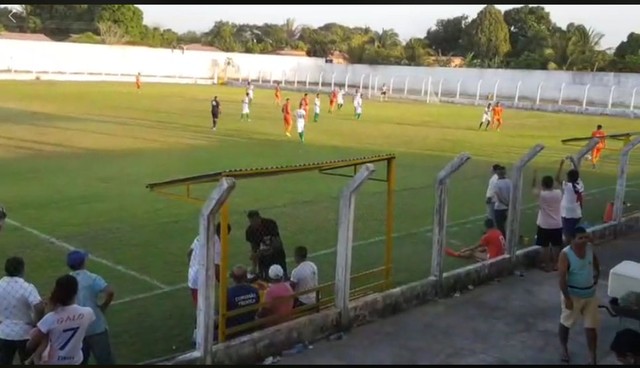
[534,189,563,229]
[188,235,221,289]
[290,261,318,305]
[37,305,95,365]
[0,276,42,340]
[561,180,584,219]
[486,173,498,199]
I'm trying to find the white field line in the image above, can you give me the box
[110,181,635,307]
[6,219,168,289]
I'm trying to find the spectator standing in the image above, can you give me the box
[0,257,45,365]
[532,171,564,272]
[289,246,318,308]
[610,328,640,365]
[555,159,584,242]
[26,275,95,365]
[245,211,288,281]
[66,250,115,365]
[489,166,512,237]
[257,265,294,327]
[485,164,500,221]
[225,265,260,338]
[557,226,600,364]
[187,222,229,306]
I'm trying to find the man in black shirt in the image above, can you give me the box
[245,210,288,281]
[211,96,221,131]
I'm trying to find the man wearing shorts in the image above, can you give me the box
[557,226,600,364]
[532,171,564,272]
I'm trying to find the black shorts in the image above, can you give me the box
[211,112,219,119]
[535,226,564,247]
[381,91,387,96]
[561,217,582,239]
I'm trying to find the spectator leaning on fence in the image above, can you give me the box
[532,170,564,272]
[485,164,500,221]
[26,274,96,365]
[289,246,318,308]
[489,166,512,237]
[610,328,640,365]
[555,159,584,242]
[257,265,294,327]
[557,226,600,365]
[0,257,45,365]
[66,250,116,365]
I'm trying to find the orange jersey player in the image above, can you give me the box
[301,93,310,122]
[591,124,606,169]
[329,89,338,113]
[135,72,141,91]
[274,83,282,106]
[491,102,504,131]
[282,98,293,137]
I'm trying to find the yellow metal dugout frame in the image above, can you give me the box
[146,153,397,342]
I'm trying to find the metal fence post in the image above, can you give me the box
[475,80,483,105]
[335,164,376,329]
[613,137,640,222]
[506,144,545,259]
[404,76,409,96]
[293,72,298,88]
[281,71,286,86]
[318,72,323,90]
[536,82,543,105]
[567,138,600,170]
[608,86,616,110]
[389,77,395,95]
[514,81,521,103]
[368,74,373,98]
[196,178,236,364]
[344,73,350,90]
[456,79,462,100]
[421,77,426,97]
[437,79,443,100]
[493,80,500,101]
[305,73,310,89]
[431,153,472,287]
[582,84,590,109]
[631,88,638,111]
[558,83,565,105]
[359,74,365,92]
[426,77,432,103]
[331,72,336,90]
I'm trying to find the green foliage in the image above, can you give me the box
[462,5,511,61]
[425,15,468,56]
[0,5,637,73]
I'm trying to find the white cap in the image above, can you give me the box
[268,264,284,280]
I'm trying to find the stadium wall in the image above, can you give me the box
[2,39,640,117]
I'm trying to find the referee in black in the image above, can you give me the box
[211,96,221,131]
[245,210,288,281]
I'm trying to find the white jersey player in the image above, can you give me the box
[313,94,321,122]
[380,83,388,101]
[354,98,363,120]
[296,107,306,143]
[241,93,251,121]
[246,82,254,102]
[337,89,345,109]
[479,102,492,130]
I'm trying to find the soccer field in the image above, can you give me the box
[1,80,638,363]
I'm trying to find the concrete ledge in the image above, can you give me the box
[160,213,640,365]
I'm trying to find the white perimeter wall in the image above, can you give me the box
[2,39,640,111]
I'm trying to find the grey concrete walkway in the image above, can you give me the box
[277,234,640,365]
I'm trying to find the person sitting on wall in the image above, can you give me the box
[445,218,506,262]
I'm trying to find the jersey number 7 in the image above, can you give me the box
[59,327,80,350]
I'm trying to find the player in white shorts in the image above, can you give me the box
[246,81,254,104]
[296,105,306,143]
[355,98,363,120]
[240,93,251,121]
[26,275,95,365]
[337,89,345,111]
[313,93,321,122]
[478,102,492,130]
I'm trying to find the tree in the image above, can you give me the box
[503,6,553,59]
[25,5,101,38]
[96,5,144,41]
[614,32,640,58]
[462,5,511,62]
[566,24,606,70]
[97,21,128,44]
[177,31,203,45]
[203,21,241,52]
[425,15,468,56]
[403,38,434,66]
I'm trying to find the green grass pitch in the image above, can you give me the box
[0,80,638,363]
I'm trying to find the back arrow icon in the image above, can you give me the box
[9,10,16,23]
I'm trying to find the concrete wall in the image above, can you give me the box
[2,39,640,114]
[155,213,640,365]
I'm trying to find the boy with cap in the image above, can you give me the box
[67,250,116,365]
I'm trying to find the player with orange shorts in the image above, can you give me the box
[135,72,141,91]
[274,83,282,106]
[301,93,310,123]
[282,98,293,137]
[591,124,606,169]
[491,102,504,131]
[329,89,337,113]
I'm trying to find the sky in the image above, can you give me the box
[136,4,640,49]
